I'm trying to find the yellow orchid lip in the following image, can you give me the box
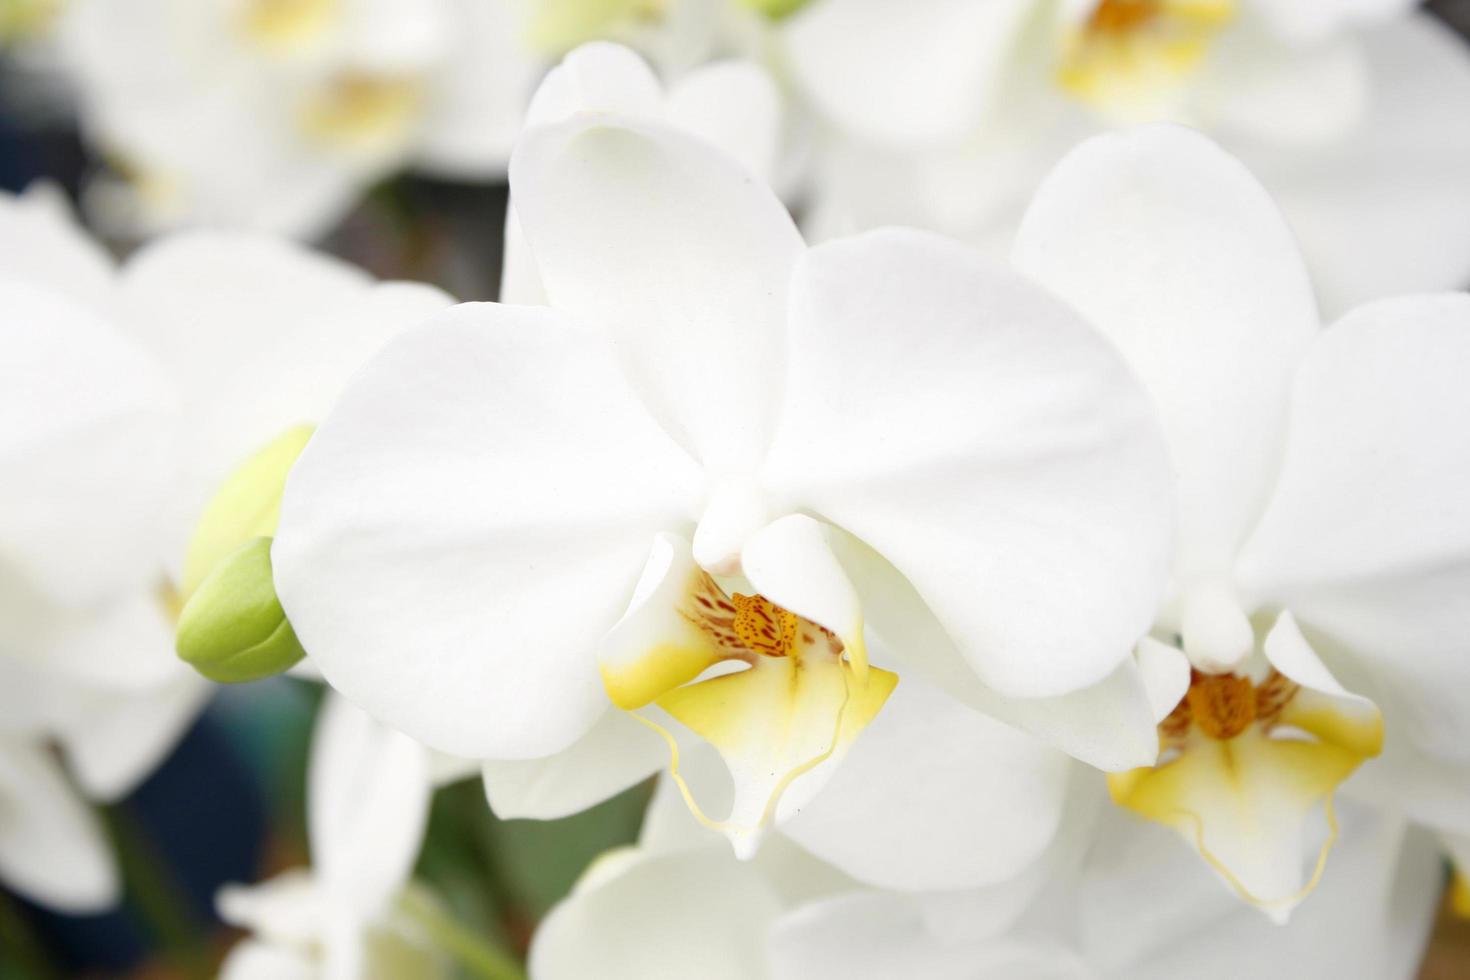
[599,538,896,853]
[1056,0,1235,120]
[1110,662,1383,917]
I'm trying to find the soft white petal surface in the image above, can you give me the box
[1014,125,1318,587]
[781,672,1071,891]
[511,116,803,472]
[1229,15,1470,315]
[0,281,176,608]
[308,693,429,919]
[274,303,701,758]
[765,228,1173,700]
[529,846,782,980]
[482,708,666,820]
[1238,293,1470,779]
[0,736,119,912]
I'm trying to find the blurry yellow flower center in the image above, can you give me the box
[600,560,895,852]
[0,0,60,40]
[1057,0,1234,119]
[242,0,337,50]
[298,73,425,154]
[527,0,669,55]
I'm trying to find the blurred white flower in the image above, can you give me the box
[1013,124,1470,919]
[218,692,450,980]
[785,0,1470,315]
[272,56,1177,885]
[763,790,1443,980]
[54,0,541,238]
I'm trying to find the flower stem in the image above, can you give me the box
[402,892,527,980]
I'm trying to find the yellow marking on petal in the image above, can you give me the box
[242,0,338,52]
[526,0,669,55]
[298,74,425,154]
[1057,0,1234,119]
[600,566,734,710]
[181,425,314,599]
[1110,668,1380,913]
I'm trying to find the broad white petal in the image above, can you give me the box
[0,736,119,912]
[664,59,781,183]
[529,846,781,980]
[120,232,454,562]
[1199,26,1367,145]
[1244,0,1416,44]
[274,303,701,758]
[482,708,665,820]
[1081,801,1441,979]
[510,116,803,472]
[1238,294,1470,771]
[219,940,317,980]
[60,673,211,802]
[1014,125,1319,588]
[0,281,177,608]
[308,693,429,917]
[769,892,1094,980]
[0,186,116,315]
[523,41,663,128]
[825,529,1161,771]
[782,0,1036,146]
[781,672,1071,891]
[765,228,1173,700]
[1229,15,1470,315]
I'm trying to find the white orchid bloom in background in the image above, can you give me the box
[218,692,449,980]
[54,0,540,238]
[273,79,1178,883]
[0,189,204,911]
[1010,124,1470,919]
[765,789,1443,980]
[784,0,1470,315]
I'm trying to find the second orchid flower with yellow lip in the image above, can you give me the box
[272,67,1177,885]
[1014,124,1470,921]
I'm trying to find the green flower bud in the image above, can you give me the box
[738,0,813,20]
[181,424,313,598]
[176,536,305,683]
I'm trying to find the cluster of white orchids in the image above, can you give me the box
[1,1,1469,978]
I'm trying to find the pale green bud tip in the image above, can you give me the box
[176,536,305,684]
[738,0,812,19]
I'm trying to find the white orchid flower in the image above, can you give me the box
[784,0,1470,316]
[54,0,540,238]
[522,0,780,77]
[273,68,1177,886]
[218,692,449,980]
[1010,124,1470,919]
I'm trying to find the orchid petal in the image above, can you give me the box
[59,673,211,801]
[766,228,1173,701]
[781,672,1071,891]
[274,303,701,759]
[121,232,455,564]
[482,708,665,820]
[308,694,429,919]
[1238,294,1470,777]
[510,116,803,472]
[825,529,1161,771]
[0,281,176,608]
[529,847,782,980]
[0,736,119,912]
[1014,124,1318,588]
[1229,15,1470,315]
